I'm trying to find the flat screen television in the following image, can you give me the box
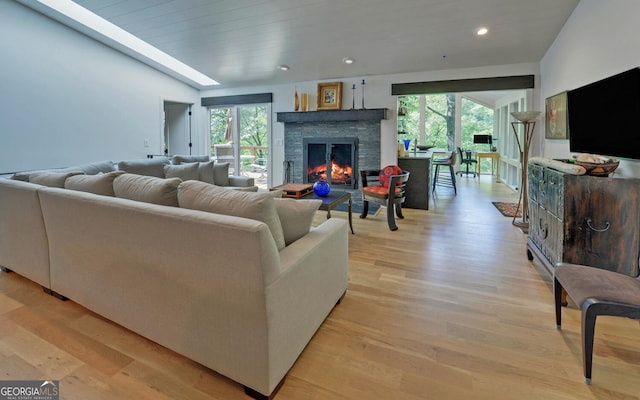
[567,67,640,160]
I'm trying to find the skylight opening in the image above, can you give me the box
[36,0,219,86]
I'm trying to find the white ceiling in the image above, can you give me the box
[50,0,580,88]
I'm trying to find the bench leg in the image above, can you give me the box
[554,277,563,328]
[582,301,599,384]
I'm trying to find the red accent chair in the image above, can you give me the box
[359,166,410,231]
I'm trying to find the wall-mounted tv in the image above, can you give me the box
[567,67,640,160]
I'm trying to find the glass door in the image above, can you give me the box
[209,104,270,189]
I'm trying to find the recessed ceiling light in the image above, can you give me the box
[477,27,489,36]
[277,65,290,71]
[342,57,355,65]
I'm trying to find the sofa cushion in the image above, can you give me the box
[274,198,321,245]
[177,180,286,250]
[113,174,181,206]
[64,171,125,196]
[29,171,84,187]
[233,186,259,192]
[117,158,168,178]
[171,155,210,165]
[11,161,115,181]
[194,161,215,184]
[213,162,230,186]
[164,163,199,181]
[61,161,115,175]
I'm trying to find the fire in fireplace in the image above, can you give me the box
[303,138,358,188]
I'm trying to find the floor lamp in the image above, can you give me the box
[510,111,541,231]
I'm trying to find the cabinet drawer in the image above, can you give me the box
[543,169,564,218]
[528,200,541,247]
[528,164,543,203]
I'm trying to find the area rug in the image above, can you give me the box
[333,202,379,215]
[492,202,522,218]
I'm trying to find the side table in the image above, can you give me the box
[304,191,354,234]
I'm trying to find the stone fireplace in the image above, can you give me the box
[277,109,387,188]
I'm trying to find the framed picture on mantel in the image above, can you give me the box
[317,82,342,110]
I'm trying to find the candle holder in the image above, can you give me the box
[361,79,366,109]
[351,83,356,109]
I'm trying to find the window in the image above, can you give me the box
[209,104,270,189]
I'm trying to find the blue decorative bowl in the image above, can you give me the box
[313,180,330,197]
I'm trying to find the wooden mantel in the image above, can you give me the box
[276,108,387,123]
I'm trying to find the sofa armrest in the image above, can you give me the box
[228,175,255,187]
[261,218,349,394]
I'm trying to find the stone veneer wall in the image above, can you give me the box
[283,120,381,187]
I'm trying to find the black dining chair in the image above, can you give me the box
[457,147,477,178]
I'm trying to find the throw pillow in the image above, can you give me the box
[177,180,286,250]
[213,162,230,186]
[64,171,125,196]
[379,165,404,187]
[274,198,321,245]
[113,174,181,206]
[194,161,215,184]
[164,163,199,181]
[117,158,168,178]
[29,171,84,188]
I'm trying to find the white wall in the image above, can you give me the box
[0,1,201,173]
[200,63,539,185]
[539,0,640,177]
[2,0,541,180]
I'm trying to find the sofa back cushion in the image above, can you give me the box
[64,171,125,196]
[177,180,285,250]
[29,171,84,187]
[117,158,168,178]
[11,161,115,182]
[171,155,210,165]
[163,163,199,181]
[273,198,321,245]
[113,174,181,206]
[62,161,115,175]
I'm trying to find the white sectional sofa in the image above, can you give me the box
[0,171,349,399]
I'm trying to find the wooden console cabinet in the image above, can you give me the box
[527,163,640,277]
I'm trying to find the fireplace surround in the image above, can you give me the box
[279,110,386,188]
[304,137,358,188]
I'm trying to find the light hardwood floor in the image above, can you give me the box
[1,176,639,399]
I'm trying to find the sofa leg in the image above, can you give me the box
[336,290,347,305]
[43,288,68,301]
[243,377,285,400]
[0,266,13,273]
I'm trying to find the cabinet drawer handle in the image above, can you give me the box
[539,219,549,239]
[586,218,610,232]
